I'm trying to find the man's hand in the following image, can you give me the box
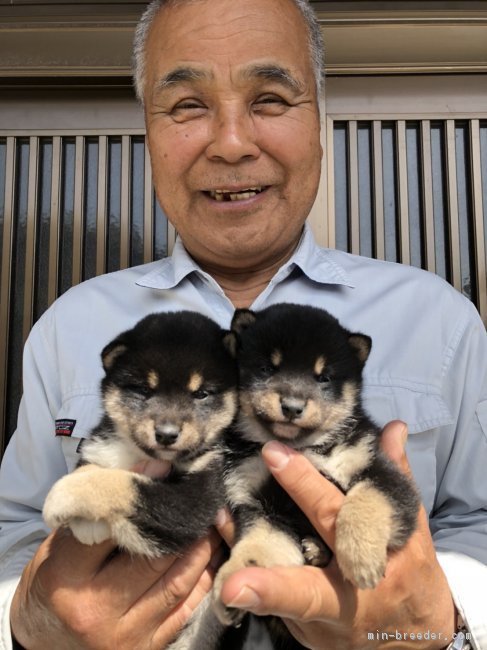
[216,421,456,649]
[11,460,222,650]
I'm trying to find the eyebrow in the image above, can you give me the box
[153,63,305,95]
[154,66,210,92]
[242,64,305,94]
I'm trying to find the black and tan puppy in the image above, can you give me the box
[43,311,242,649]
[44,311,238,558]
[213,303,419,628]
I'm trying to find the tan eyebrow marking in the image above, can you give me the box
[147,371,159,389]
[271,349,282,367]
[314,356,326,376]
[188,372,203,392]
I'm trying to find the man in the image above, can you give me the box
[1,0,486,648]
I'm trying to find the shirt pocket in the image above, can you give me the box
[56,393,103,473]
[362,383,454,514]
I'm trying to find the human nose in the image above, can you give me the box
[205,104,260,163]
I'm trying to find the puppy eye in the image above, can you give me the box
[260,365,275,377]
[125,383,152,397]
[316,374,331,384]
[192,389,210,400]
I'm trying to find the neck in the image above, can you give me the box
[195,240,300,308]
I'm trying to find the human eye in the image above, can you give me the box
[170,98,207,121]
[253,94,290,116]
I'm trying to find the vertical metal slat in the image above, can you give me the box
[96,135,108,276]
[445,120,462,292]
[372,121,385,260]
[71,136,85,286]
[326,116,336,249]
[348,121,360,255]
[421,121,436,273]
[120,135,131,269]
[47,136,62,306]
[470,120,487,321]
[143,139,154,263]
[22,136,39,342]
[396,121,410,265]
[0,137,16,452]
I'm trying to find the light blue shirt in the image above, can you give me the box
[0,226,486,649]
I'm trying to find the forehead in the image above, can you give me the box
[145,0,313,88]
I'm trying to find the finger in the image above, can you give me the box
[41,528,117,581]
[379,422,434,552]
[379,420,410,474]
[219,565,343,621]
[126,530,222,621]
[215,507,235,547]
[131,459,171,478]
[262,441,344,547]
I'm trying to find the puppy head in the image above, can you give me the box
[230,303,371,446]
[100,311,238,461]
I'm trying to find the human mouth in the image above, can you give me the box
[205,186,267,202]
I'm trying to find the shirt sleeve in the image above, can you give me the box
[430,302,487,648]
[437,551,487,650]
[0,311,68,648]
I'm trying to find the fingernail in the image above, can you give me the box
[226,586,260,609]
[399,422,408,445]
[263,441,291,471]
[215,508,229,528]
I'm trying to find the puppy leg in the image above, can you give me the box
[43,464,156,555]
[212,518,303,626]
[335,480,396,589]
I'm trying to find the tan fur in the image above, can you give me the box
[43,465,156,555]
[147,370,159,389]
[212,518,303,625]
[321,381,358,431]
[188,372,203,392]
[335,480,397,588]
[204,391,237,443]
[314,355,326,376]
[271,349,282,367]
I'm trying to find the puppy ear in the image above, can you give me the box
[223,331,238,358]
[101,337,128,371]
[348,333,372,363]
[231,309,257,335]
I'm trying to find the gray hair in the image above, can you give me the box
[133,0,324,104]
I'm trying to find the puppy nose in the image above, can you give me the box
[280,398,305,420]
[155,425,180,446]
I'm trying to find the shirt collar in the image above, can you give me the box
[136,223,354,290]
[279,225,354,288]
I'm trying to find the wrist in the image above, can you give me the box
[444,610,471,650]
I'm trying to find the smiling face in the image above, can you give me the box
[143,0,322,272]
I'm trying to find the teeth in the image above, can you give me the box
[208,187,263,202]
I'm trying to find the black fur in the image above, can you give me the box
[44,311,241,650]
[213,303,419,646]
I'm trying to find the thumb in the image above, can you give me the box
[380,420,411,475]
[220,565,341,621]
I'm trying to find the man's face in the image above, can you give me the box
[144,0,322,270]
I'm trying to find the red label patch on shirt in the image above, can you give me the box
[55,419,76,437]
